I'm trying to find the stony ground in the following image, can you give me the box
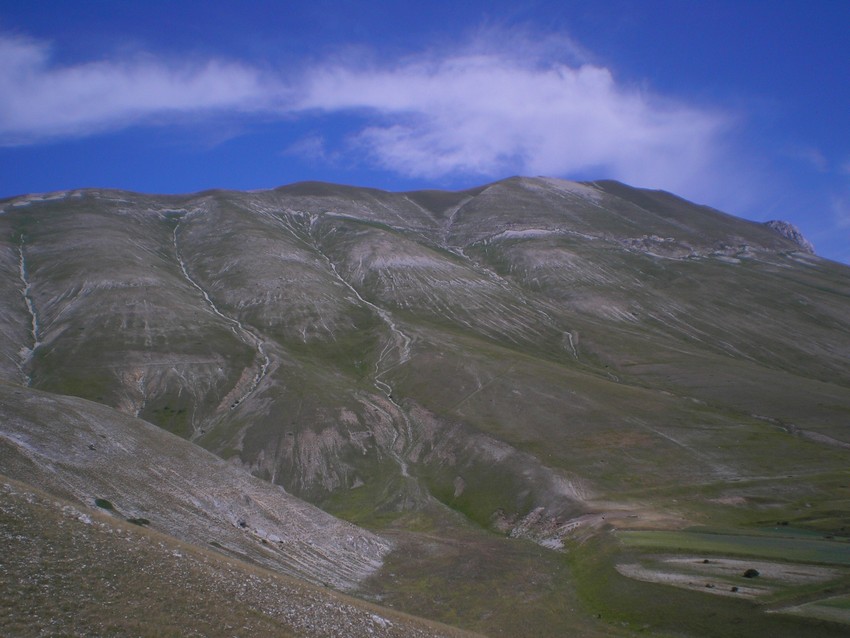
[0,478,479,638]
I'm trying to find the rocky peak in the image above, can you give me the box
[764,220,815,254]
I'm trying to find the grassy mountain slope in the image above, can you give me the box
[1,177,850,636]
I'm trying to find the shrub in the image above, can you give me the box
[94,498,114,510]
[127,517,150,526]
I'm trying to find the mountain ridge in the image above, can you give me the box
[2,176,816,259]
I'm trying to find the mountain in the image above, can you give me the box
[2,176,850,637]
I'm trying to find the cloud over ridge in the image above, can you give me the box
[298,45,728,191]
[0,29,729,194]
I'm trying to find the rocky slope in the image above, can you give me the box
[0,475,478,638]
[0,383,389,591]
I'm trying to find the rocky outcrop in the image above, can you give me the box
[764,220,815,253]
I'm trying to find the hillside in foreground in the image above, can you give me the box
[2,176,849,637]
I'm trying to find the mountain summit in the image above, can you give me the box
[763,219,816,253]
[1,177,848,637]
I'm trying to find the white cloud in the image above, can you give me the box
[0,29,732,196]
[0,33,275,144]
[296,37,731,194]
[833,195,850,229]
[283,134,332,164]
[789,146,829,172]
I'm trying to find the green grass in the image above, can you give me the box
[819,597,850,610]
[618,530,850,566]
[779,596,850,626]
[359,504,608,638]
[320,465,419,527]
[568,533,850,638]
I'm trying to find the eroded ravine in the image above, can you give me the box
[17,234,40,385]
[172,219,272,423]
[306,214,415,478]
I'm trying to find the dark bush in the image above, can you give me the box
[94,498,114,510]
[127,517,150,526]
[743,568,760,578]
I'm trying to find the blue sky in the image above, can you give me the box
[1,1,848,262]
